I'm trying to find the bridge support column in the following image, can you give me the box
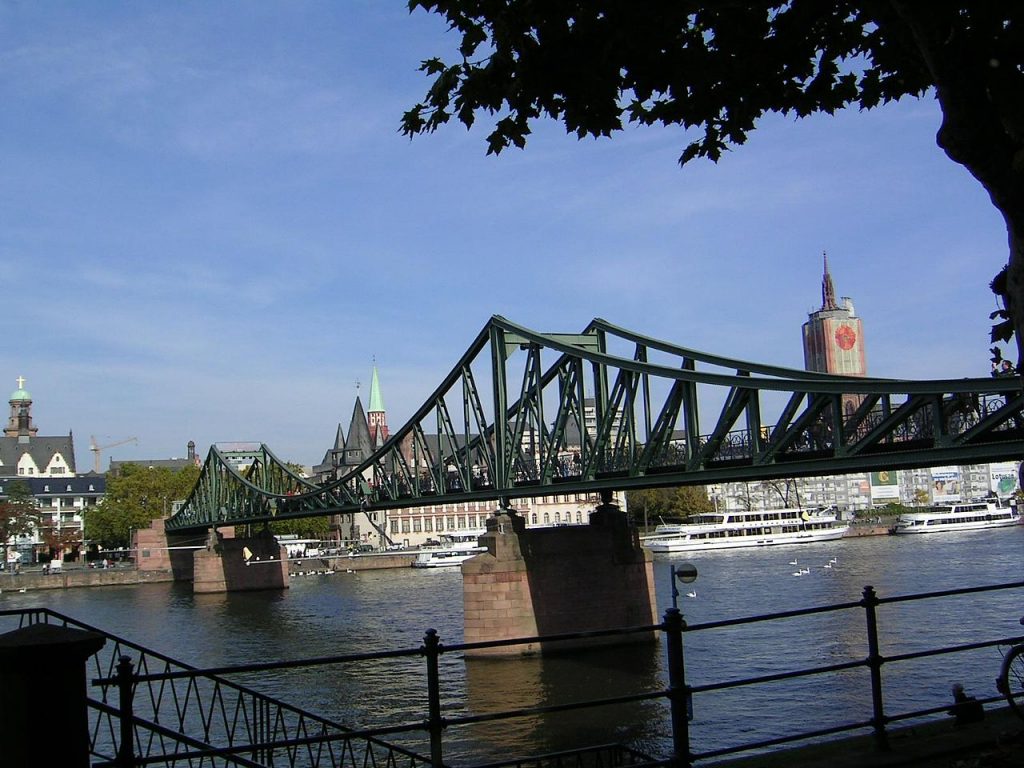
[193,526,289,593]
[462,493,657,656]
[136,518,196,581]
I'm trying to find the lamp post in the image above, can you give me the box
[670,562,698,609]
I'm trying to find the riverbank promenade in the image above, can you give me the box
[713,707,1022,768]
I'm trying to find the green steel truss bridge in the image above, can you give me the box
[166,316,1024,533]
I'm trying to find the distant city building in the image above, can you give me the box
[0,475,106,563]
[0,376,101,563]
[108,440,200,475]
[0,377,75,477]
[802,252,867,416]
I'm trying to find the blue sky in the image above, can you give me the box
[1,2,1009,469]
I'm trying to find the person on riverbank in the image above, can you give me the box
[949,683,984,725]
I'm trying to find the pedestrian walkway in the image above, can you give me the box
[709,707,1023,768]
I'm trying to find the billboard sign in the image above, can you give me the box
[870,470,900,501]
[931,466,962,503]
[988,462,1019,497]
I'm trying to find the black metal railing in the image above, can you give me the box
[3,579,1023,767]
[0,607,429,768]
[680,580,1024,764]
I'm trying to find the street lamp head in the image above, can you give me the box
[674,562,698,584]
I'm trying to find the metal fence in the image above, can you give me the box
[2,579,1023,767]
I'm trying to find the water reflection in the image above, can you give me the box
[460,642,667,763]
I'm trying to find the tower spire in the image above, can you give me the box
[366,363,389,446]
[368,364,385,414]
[821,251,839,311]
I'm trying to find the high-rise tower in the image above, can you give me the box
[802,254,867,415]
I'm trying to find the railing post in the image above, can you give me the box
[664,608,691,768]
[423,629,445,767]
[861,585,889,751]
[116,655,136,768]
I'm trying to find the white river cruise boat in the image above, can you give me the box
[411,532,487,568]
[640,508,849,553]
[890,499,1021,535]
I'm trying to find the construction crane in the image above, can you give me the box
[90,435,138,473]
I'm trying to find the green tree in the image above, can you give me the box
[0,480,40,563]
[626,485,713,527]
[84,463,200,548]
[855,501,909,519]
[404,3,1024,362]
[267,516,332,541]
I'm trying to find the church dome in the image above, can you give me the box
[10,377,30,402]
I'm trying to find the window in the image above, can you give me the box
[390,520,399,534]
[447,516,455,530]
[401,519,411,534]
[413,518,422,533]
[531,513,538,524]
[457,515,465,529]
[543,513,550,524]
[18,468,24,475]
[424,518,433,532]
[554,512,560,523]
[436,516,444,531]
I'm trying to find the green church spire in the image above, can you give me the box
[368,364,385,413]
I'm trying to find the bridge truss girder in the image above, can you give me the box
[166,317,1024,532]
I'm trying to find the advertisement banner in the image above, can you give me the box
[931,466,962,503]
[870,470,900,501]
[988,461,1019,497]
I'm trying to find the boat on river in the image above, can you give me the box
[890,499,1021,535]
[411,532,486,568]
[640,508,849,553]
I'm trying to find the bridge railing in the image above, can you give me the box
[6,581,1022,767]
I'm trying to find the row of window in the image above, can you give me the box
[14,465,67,476]
[415,493,606,516]
[388,510,588,535]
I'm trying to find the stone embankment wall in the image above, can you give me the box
[0,568,174,592]
[288,552,416,576]
[844,523,893,537]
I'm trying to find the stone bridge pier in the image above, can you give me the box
[461,492,657,656]
[135,519,289,593]
[193,526,289,593]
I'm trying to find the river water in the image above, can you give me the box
[2,527,1022,764]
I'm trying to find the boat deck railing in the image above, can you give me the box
[2,579,1023,767]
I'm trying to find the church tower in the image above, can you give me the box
[802,254,867,415]
[367,364,389,447]
[5,376,39,438]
